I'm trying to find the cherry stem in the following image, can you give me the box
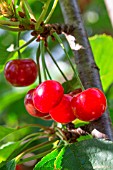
[35,0,51,30]
[0,20,19,26]
[12,37,36,52]
[25,139,55,154]
[40,40,47,81]
[12,0,17,18]
[17,123,48,130]
[55,127,67,141]
[17,148,55,165]
[0,25,22,32]
[19,135,49,159]
[22,0,36,20]
[46,47,69,82]
[21,131,47,142]
[44,59,52,80]
[39,42,52,80]
[53,32,84,90]
[17,32,21,59]
[44,0,59,24]
[36,45,42,84]
[16,139,56,163]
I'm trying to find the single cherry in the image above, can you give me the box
[24,89,50,118]
[50,94,76,123]
[71,88,107,121]
[4,59,38,87]
[33,80,64,113]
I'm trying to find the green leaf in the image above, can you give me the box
[62,76,80,93]
[77,134,93,142]
[0,126,16,141]
[55,139,113,170]
[89,34,113,91]
[54,147,66,169]
[0,141,20,167]
[73,119,89,128]
[35,139,113,169]
[0,160,16,170]
[34,148,62,170]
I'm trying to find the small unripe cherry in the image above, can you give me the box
[33,80,64,113]
[4,59,38,87]
[71,88,107,121]
[50,94,76,123]
[24,89,50,118]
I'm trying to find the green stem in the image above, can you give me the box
[22,0,36,20]
[20,0,29,19]
[46,47,68,81]
[53,32,84,90]
[21,132,46,142]
[35,0,51,30]
[19,134,47,157]
[44,59,52,80]
[18,123,48,130]
[55,127,67,141]
[40,41,47,80]
[36,45,42,84]
[16,139,56,163]
[12,0,17,18]
[12,37,36,52]
[0,25,22,32]
[41,46,52,80]
[17,148,55,164]
[44,0,58,23]
[0,20,19,26]
[17,32,21,59]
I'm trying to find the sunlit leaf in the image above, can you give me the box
[34,147,62,170]
[0,141,20,167]
[89,34,113,91]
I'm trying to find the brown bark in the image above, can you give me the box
[59,0,113,141]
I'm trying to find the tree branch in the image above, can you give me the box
[59,0,113,141]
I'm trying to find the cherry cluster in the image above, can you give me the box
[24,80,107,123]
[4,59,107,124]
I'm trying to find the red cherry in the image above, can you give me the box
[50,94,76,123]
[71,88,107,121]
[16,165,23,170]
[24,89,49,118]
[33,80,64,113]
[4,59,38,87]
